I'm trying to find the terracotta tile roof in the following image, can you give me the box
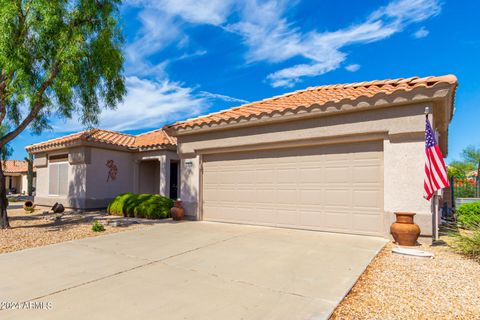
[168,75,457,131]
[25,128,176,153]
[2,160,32,174]
[134,129,177,148]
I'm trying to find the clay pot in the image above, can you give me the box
[23,200,35,212]
[170,200,185,221]
[51,202,65,214]
[390,212,421,246]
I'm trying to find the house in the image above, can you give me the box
[25,129,178,209]
[26,75,458,237]
[2,160,36,194]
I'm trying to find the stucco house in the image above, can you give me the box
[3,160,36,194]
[26,75,457,237]
[25,129,178,209]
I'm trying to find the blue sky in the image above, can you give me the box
[10,0,480,164]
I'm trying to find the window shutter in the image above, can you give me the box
[49,164,59,195]
[58,163,69,195]
[49,163,69,196]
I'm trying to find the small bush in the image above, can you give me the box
[107,193,174,219]
[92,220,105,232]
[456,202,480,229]
[451,226,480,261]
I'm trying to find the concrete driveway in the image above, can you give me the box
[0,221,386,320]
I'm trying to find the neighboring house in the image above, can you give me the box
[26,75,458,237]
[2,160,36,194]
[25,129,177,209]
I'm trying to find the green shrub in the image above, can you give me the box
[456,201,480,229]
[92,220,105,232]
[107,193,173,219]
[451,226,480,260]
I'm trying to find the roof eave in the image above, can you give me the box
[166,84,456,137]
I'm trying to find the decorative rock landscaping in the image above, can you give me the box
[0,204,162,254]
[331,239,480,319]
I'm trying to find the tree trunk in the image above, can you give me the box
[0,163,9,229]
[27,154,33,196]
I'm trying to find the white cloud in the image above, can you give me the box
[125,0,442,87]
[413,26,430,38]
[101,77,210,131]
[124,10,180,78]
[198,91,249,104]
[53,77,248,132]
[268,56,344,88]
[259,0,441,87]
[345,64,361,72]
[124,0,236,80]
[226,0,302,63]
[125,0,234,26]
[153,0,234,25]
[53,77,208,131]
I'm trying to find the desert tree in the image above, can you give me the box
[0,0,126,228]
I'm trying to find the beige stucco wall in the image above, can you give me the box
[6,172,35,194]
[175,102,443,236]
[138,160,160,194]
[133,150,179,197]
[34,151,87,208]
[383,136,432,235]
[84,147,134,208]
[179,156,200,218]
[34,146,178,209]
[5,175,23,194]
[20,174,28,194]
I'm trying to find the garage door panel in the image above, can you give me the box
[324,189,351,206]
[278,168,299,183]
[325,166,350,183]
[236,188,257,202]
[277,189,299,204]
[352,166,381,183]
[299,189,324,205]
[299,167,323,183]
[255,189,276,203]
[203,141,384,236]
[323,212,353,231]
[353,190,382,208]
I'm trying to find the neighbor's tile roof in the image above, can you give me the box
[168,75,458,130]
[2,160,31,174]
[134,129,177,148]
[25,128,176,152]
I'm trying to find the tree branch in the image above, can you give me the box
[0,63,60,146]
[0,74,8,125]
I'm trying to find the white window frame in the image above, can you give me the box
[48,160,69,196]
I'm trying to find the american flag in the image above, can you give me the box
[424,116,449,200]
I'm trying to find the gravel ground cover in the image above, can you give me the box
[331,238,480,319]
[0,204,156,254]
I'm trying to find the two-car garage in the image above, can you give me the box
[170,76,457,238]
[202,141,384,236]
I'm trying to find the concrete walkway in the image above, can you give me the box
[0,221,386,320]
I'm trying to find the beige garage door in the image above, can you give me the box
[202,141,384,236]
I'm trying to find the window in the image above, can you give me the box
[49,162,69,196]
[49,154,68,162]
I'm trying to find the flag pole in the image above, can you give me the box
[425,106,439,242]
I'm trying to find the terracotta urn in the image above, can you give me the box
[23,200,35,213]
[170,200,185,221]
[390,212,421,246]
